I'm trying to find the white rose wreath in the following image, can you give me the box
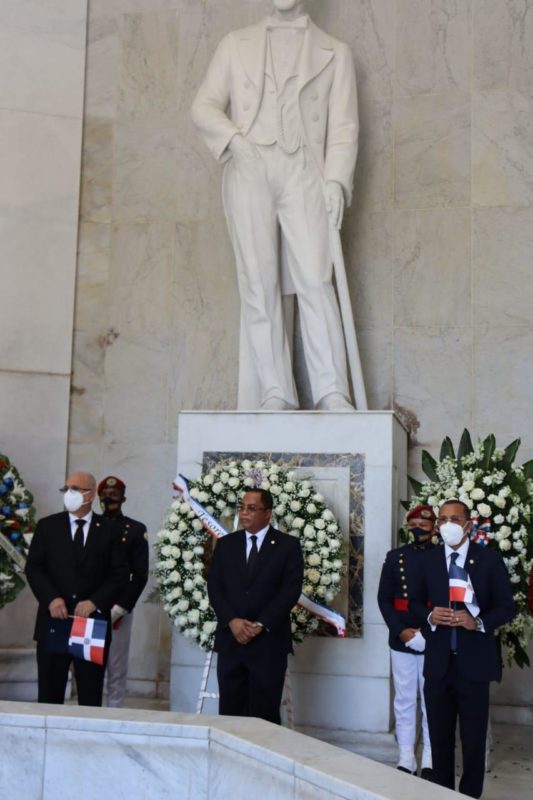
[155,459,345,651]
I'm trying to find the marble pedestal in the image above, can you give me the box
[170,411,408,735]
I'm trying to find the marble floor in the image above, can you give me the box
[122,698,532,799]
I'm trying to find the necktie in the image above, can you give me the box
[74,519,86,561]
[247,535,258,576]
[450,552,459,652]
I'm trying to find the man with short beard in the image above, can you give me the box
[412,500,516,798]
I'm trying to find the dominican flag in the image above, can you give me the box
[449,560,480,617]
[470,517,491,546]
[68,616,107,665]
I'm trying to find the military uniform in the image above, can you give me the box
[378,523,434,775]
[105,511,149,707]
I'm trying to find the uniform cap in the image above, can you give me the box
[406,504,436,523]
[97,475,126,495]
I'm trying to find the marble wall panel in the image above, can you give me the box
[473,326,533,443]
[473,208,533,327]
[108,220,176,342]
[473,0,533,96]
[393,208,471,327]
[103,336,170,443]
[43,729,207,800]
[472,90,533,207]
[0,0,87,118]
[69,330,105,443]
[345,211,393,330]
[85,11,120,119]
[394,93,471,208]
[355,328,393,412]
[395,0,472,96]
[350,95,393,215]
[0,372,71,516]
[80,118,114,223]
[307,0,394,101]
[393,327,473,447]
[117,11,179,119]
[1,109,83,374]
[0,720,45,798]
[75,221,112,332]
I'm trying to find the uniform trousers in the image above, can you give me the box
[222,143,350,408]
[106,611,134,708]
[390,649,432,771]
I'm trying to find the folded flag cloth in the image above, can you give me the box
[449,560,480,617]
[68,616,107,665]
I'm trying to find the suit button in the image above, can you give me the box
[312,93,319,101]
[244,81,251,89]
[72,594,77,599]
[312,113,319,122]
[243,102,250,110]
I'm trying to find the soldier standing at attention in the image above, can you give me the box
[378,505,436,779]
[98,476,149,708]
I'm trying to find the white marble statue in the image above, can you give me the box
[192,0,359,411]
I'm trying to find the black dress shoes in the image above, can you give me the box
[396,766,416,775]
[420,768,434,781]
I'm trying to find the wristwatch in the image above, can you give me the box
[475,616,483,631]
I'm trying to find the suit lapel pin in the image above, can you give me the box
[96,522,100,527]
[469,559,474,564]
[271,540,275,544]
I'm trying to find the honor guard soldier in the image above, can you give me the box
[98,476,149,707]
[377,504,436,779]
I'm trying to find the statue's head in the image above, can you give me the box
[273,0,306,14]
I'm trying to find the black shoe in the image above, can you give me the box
[397,766,416,775]
[420,768,434,781]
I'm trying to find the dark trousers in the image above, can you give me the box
[36,643,106,707]
[216,649,288,725]
[424,656,490,799]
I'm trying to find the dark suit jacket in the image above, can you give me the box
[207,525,304,656]
[25,511,129,642]
[412,542,516,683]
[377,542,433,653]
[105,513,149,611]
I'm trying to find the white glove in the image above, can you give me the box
[111,604,128,625]
[405,630,426,653]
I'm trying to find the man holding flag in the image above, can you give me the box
[413,500,516,798]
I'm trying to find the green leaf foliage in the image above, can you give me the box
[457,429,474,460]
[421,450,438,482]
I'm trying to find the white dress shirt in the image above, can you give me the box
[69,510,93,545]
[245,525,270,559]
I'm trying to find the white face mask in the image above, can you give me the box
[439,521,465,547]
[64,489,88,513]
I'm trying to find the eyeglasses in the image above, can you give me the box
[59,486,92,494]
[437,515,467,524]
[238,504,267,513]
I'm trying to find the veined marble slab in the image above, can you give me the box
[0,701,460,800]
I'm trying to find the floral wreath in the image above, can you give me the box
[0,454,35,610]
[403,430,533,668]
[155,459,345,651]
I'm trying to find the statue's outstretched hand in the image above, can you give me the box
[325,180,345,230]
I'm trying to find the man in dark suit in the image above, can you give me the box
[207,488,304,724]
[25,471,128,706]
[98,475,149,707]
[413,500,516,798]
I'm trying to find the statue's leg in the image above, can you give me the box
[276,152,350,406]
[222,154,298,409]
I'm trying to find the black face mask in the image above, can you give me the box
[100,497,121,514]
[410,526,431,541]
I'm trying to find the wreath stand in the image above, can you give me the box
[196,650,295,728]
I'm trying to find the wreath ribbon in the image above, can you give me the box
[173,473,346,637]
[0,532,27,574]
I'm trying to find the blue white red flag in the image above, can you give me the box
[449,561,480,617]
[470,517,491,546]
[68,616,107,665]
